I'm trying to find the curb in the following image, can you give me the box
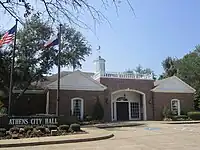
[0,134,114,148]
[95,123,145,129]
[163,121,200,125]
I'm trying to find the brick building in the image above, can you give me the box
[39,55,195,121]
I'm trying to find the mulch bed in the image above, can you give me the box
[0,129,87,140]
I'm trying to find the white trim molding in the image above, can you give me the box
[71,97,84,120]
[111,89,147,121]
[171,99,180,116]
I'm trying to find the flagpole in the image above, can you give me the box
[8,19,18,116]
[56,24,62,116]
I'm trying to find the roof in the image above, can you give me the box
[151,76,196,93]
[32,71,95,88]
[47,70,107,91]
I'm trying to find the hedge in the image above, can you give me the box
[59,125,69,131]
[69,123,81,132]
[187,111,200,120]
[171,115,188,121]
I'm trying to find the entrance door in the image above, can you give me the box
[116,102,129,121]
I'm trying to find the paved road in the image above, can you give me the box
[2,123,200,150]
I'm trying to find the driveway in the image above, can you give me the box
[2,122,200,150]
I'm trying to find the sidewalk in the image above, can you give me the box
[0,128,114,148]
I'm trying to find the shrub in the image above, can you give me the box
[171,115,188,121]
[85,115,93,121]
[92,96,104,120]
[162,106,172,119]
[47,125,57,131]
[24,126,33,132]
[9,127,20,133]
[187,111,200,120]
[36,126,46,133]
[69,123,81,132]
[0,128,6,137]
[59,125,69,131]
[58,115,78,125]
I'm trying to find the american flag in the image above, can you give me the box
[0,25,17,47]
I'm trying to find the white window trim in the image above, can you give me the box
[71,97,84,120]
[171,99,180,116]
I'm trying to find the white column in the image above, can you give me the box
[143,94,147,120]
[46,91,50,114]
[128,102,131,120]
[114,102,117,121]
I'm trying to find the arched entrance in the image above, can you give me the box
[111,89,147,121]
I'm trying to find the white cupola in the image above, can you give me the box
[93,56,106,76]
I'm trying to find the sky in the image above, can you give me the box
[1,0,200,76]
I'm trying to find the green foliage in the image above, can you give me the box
[171,115,188,121]
[0,128,6,133]
[69,123,81,132]
[160,45,200,110]
[187,111,200,120]
[125,65,156,80]
[85,115,93,121]
[9,127,20,133]
[59,125,69,131]
[92,96,104,120]
[160,56,178,78]
[0,13,91,98]
[162,106,172,119]
[24,126,34,132]
[35,126,46,133]
[0,128,6,137]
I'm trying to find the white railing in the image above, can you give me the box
[92,72,153,80]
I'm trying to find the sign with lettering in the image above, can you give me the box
[8,116,58,126]
[0,115,77,128]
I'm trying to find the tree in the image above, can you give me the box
[175,46,200,110]
[160,45,200,110]
[159,56,178,79]
[92,96,104,120]
[0,13,91,99]
[0,0,135,28]
[125,64,156,80]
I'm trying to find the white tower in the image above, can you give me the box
[93,46,106,76]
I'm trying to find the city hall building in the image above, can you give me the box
[13,56,196,121]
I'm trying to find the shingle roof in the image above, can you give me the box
[31,71,95,88]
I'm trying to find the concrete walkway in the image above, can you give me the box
[0,128,113,148]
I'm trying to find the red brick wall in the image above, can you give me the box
[48,90,111,121]
[153,92,194,120]
[99,78,155,120]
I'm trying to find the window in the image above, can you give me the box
[130,102,140,119]
[71,98,84,120]
[171,99,180,116]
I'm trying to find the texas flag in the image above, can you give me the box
[44,36,59,48]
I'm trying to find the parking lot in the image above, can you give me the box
[2,122,200,150]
